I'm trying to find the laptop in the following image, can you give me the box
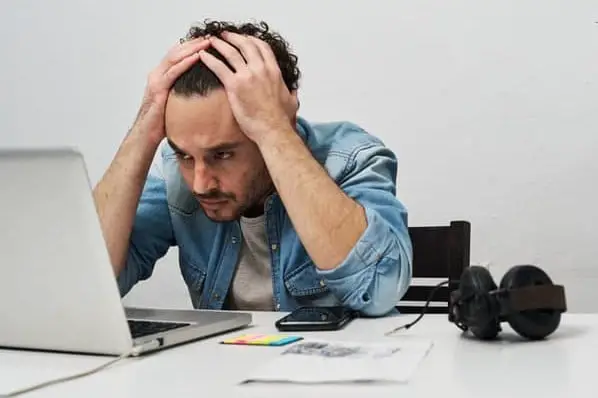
[0,147,252,356]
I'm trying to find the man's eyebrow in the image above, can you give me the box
[167,138,186,154]
[167,139,243,154]
[205,142,242,153]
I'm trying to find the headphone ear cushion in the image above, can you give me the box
[500,265,562,340]
[459,266,501,340]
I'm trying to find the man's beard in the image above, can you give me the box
[196,167,274,222]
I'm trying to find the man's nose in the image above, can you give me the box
[192,162,217,194]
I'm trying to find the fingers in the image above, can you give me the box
[152,36,211,88]
[207,36,247,72]
[197,32,285,90]
[219,32,264,66]
[161,37,211,72]
[163,51,201,86]
[198,50,235,85]
[249,37,279,72]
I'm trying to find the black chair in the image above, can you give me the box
[396,220,471,314]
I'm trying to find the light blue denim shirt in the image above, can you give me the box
[118,117,413,317]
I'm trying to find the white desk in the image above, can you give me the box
[1,312,596,398]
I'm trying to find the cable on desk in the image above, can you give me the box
[0,347,142,397]
[385,280,449,336]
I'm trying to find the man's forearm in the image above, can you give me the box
[257,128,367,271]
[93,128,160,274]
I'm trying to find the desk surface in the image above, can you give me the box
[1,312,596,398]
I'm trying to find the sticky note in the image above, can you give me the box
[221,334,303,346]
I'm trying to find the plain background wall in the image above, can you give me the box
[1,0,596,311]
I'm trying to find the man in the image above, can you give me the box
[94,20,412,317]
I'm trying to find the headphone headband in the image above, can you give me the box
[496,284,567,315]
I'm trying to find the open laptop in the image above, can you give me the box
[0,147,252,356]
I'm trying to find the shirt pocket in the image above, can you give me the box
[179,255,207,309]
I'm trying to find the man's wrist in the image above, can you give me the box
[127,125,163,152]
[254,123,300,152]
[122,127,163,165]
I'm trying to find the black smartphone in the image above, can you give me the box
[274,306,357,331]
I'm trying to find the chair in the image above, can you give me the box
[396,220,471,314]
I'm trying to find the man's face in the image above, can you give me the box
[164,89,273,222]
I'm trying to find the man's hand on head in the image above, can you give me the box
[198,32,299,147]
[135,36,211,146]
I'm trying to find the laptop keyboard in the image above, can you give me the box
[127,319,191,338]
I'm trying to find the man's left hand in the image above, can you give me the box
[199,32,298,145]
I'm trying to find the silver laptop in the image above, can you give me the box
[0,147,252,356]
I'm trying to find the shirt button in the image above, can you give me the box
[276,304,281,310]
[319,280,326,287]
[231,237,238,244]
[271,243,278,251]
[213,293,220,300]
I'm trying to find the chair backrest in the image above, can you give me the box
[396,220,471,314]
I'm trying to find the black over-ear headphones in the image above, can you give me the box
[448,265,567,340]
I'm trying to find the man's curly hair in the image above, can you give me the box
[172,20,300,96]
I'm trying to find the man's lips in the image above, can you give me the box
[198,198,228,206]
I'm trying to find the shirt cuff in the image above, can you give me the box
[315,206,410,316]
[317,206,401,280]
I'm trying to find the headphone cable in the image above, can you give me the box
[385,280,450,336]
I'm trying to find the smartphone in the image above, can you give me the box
[274,306,357,332]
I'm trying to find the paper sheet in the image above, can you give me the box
[239,338,433,385]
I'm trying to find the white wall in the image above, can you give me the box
[1,0,596,311]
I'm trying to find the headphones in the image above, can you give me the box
[448,264,567,340]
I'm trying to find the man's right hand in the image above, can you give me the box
[133,36,211,145]
[93,36,210,274]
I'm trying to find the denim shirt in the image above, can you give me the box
[117,117,413,317]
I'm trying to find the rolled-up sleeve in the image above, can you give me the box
[316,142,413,317]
